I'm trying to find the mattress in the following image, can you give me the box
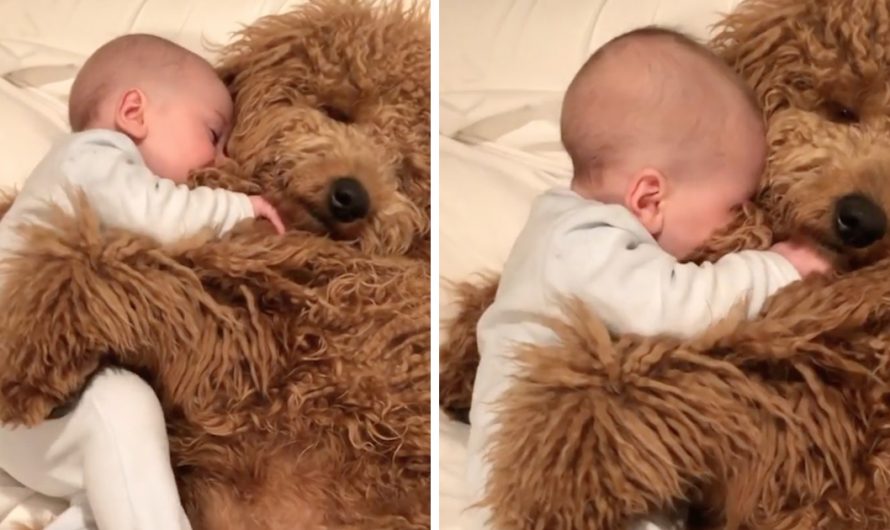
[438,0,742,527]
[0,1,307,526]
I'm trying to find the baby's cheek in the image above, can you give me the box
[195,142,218,169]
[711,211,734,237]
[693,209,730,247]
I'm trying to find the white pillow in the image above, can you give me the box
[0,80,66,191]
[439,135,568,322]
[440,0,742,136]
[0,0,304,71]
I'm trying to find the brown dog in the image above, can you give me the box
[0,1,430,529]
[440,0,890,528]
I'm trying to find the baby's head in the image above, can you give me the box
[562,27,766,259]
[69,34,232,183]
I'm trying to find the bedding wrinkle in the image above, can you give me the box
[582,0,609,56]
[126,1,149,32]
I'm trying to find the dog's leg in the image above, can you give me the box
[439,275,498,421]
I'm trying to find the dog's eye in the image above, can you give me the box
[320,104,353,124]
[824,101,860,123]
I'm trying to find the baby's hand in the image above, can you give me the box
[249,195,286,234]
[771,240,833,277]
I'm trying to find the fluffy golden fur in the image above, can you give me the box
[439,0,890,528]
[0,1,430,529]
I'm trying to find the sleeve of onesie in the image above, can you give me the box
[62,136,254,245]
[546,214,801,338]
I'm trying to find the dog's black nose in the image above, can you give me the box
[835,193,887,248]
[329,177,370,222]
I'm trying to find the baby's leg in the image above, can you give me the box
[78,369,191,530]
[464,349,515,530]
[0,369,190,530]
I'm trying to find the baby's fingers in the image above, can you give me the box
[261,205,286,234]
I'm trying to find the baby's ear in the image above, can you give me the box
[115,88,148,140]
[625,168,666,234]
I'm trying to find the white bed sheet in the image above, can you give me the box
[438,0,743,527]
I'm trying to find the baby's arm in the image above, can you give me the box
[64,136,254,244]
[548,221,808,337]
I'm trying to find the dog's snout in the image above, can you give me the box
[834,193,887,248]
[329,177,370,222]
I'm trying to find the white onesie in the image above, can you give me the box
[465,187,799,530]
[0,129,256,530]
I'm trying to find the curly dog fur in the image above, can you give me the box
[439,0,890,528]
[0,1,430,529]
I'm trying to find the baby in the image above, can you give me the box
[0,34,284,530]
[466,27,830,530]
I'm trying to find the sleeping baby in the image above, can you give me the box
[0,34,283,530]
